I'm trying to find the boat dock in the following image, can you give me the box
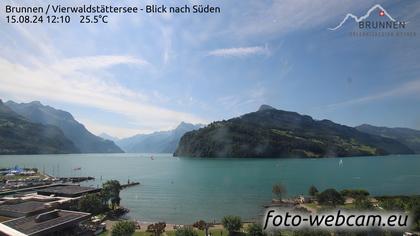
[121,182,140,189]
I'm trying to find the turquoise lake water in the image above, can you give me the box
[0,154,419,223]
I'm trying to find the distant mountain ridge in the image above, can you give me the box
[117,122,204,153]
[99,133,120,142]
[6,100,123,153]
[175,105,413,158]
[356,124,420,153]
[0,100,78,154]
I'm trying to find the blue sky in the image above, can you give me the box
[1,0,419,138]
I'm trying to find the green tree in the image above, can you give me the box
[78,194,105,214]
[246,223,266,236]
[354,197,374,210]
[102,180,122,210]
[379,199,405,211]
[308,185,319,197]
[193,220,212,236]
[175,226,199,236]
[222,215,242,235]
[411,204,420,230]
[340,189,369,199]
[147,222,166,236]
[111,221,136,236]
[293,229,330,236]
[272,183,287,201]
[317,188,344,206]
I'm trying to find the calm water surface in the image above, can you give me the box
[0,154,419,223]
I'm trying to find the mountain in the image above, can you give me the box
[99,133,119,142]
[5,101,123,153]
[0,100,78,154]
[174,105,413,158]
[356,124,420,153]
[117,122,204,153]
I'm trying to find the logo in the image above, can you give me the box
[328,4,415,37]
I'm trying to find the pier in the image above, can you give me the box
[121,182,140,189]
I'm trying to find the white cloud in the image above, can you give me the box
[208,45,269,58]
[0,55,207,136]
[51,55,150,74]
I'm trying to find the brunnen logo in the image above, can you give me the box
[328,4,415,37]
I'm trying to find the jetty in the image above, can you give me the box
[121,182,140,189]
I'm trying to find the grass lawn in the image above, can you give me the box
[302,203,318,210]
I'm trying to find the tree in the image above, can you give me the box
[222,215,242,235]
[147,222,166,236]
[272,183,286,201]
[412,204,420,230]
[246,223,266,236]
[102,180,122,210]
[379,198,405,211]
[340,189,369,199]
[193,220,212,236]
[111,221,136,236]
[354,197,374,210]
[293,229,330,236]
[308,185,319,197]
[175,226,199,236]
[111,196,121,210]
[317,188,344,206]
[78,194,106,214]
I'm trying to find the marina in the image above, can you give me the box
[1,153,420,223]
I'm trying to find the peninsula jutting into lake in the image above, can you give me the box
[175,105,417,158]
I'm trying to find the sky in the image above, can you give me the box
[1,0,420,138]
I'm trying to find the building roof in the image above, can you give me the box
[0,210,90,236]
[37,185,100,198]
[0,201,51,217]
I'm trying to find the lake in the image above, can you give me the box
[0,154,419,224]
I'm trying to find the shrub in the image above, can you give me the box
[222,215,242,235]
[193,220,207,230]
[272,183,287,200]
[175,226,198,236]
[147,222,166,236]
[354,197,374,210]
[340,189,369,198]
[317,188,344,206]
[308,185,319,197]
[111,221,136,236]
[246,223,266,236]
[78,194,105,215]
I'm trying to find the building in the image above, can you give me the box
[0,209,90,236]
[0,200,54,218]
[37,185,100,198]
[0,184,101,235]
